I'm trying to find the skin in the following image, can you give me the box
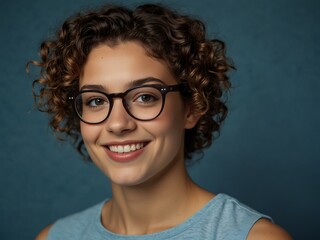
[35,41,292,239]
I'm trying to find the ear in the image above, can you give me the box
[184,104,201,129]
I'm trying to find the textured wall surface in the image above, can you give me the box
[0,0,319,239]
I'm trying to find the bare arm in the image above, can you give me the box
[35,224,52,240]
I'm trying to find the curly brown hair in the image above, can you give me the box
[28,3,234,162]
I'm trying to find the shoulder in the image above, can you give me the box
[215,194,272,223]
[36,200,107,239]
[247,219,292,240]
[35,224,52,240]
[210,194,291,239]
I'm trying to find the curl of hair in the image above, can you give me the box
[28,3,234,163]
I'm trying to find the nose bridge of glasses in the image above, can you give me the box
[107,92,131,118]
[108,91,126,100]
[108,91,128,105]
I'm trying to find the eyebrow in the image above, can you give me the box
[80,77,166,91]
[80,84,105,91]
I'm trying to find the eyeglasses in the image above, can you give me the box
[69,84,186,124]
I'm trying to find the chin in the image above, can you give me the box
[110,178,149,188]
[108,171,151,188]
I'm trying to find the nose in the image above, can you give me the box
[105,99,136,135]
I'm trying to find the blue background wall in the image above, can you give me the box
[0,0,319,239]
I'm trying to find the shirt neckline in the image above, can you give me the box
[95,193,225,239]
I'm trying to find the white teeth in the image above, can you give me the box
[109,143,145,153]
[118,146,123,153]
[124,145,131,153]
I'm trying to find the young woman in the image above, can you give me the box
[31,3,291,240]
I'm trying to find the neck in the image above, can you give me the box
[102,158,214,235]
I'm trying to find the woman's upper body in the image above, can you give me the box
[31,3,291,240]
[36,193,291,240]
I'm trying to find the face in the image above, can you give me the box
[79,41,197,187]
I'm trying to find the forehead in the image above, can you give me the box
[80,42,176,91]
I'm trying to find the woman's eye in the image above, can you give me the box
[87,98,105,107]
[135,94,157,103]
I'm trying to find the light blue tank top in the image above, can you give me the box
[48,194,271,240]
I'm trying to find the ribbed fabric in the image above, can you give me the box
[48,194,271,240]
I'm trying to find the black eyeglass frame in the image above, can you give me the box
[69,83,187,124]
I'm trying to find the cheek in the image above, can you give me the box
[162,96,186,130]
[80,122,101,145]
[148,98,186,143]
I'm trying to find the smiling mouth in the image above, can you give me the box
[107,142,148,153]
